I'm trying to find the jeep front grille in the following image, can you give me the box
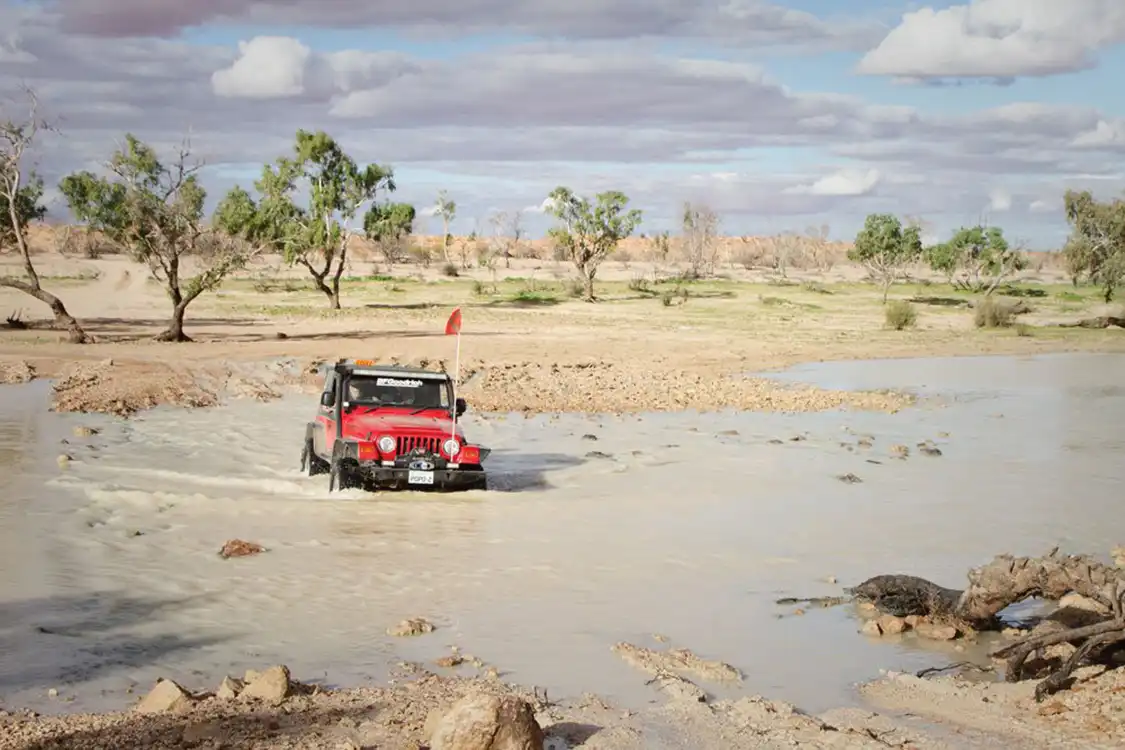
[397,436,442,455]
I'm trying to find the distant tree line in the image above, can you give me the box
[3,87,1123,342]
[848,195,1125,303]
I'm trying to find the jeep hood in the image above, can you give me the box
[341,411,466,440]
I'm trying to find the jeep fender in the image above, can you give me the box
[330,438,360,462]
[304,422,321,457]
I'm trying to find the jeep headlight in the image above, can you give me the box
[377,435,396,453]
[442,438,461,457]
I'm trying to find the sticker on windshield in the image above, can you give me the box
[376,377,423,387]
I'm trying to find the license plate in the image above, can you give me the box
[407,470,434,485]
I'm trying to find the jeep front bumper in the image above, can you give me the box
[352,463,487,491]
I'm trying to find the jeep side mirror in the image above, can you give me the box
[455,397,467,417]
[320,391,335,408]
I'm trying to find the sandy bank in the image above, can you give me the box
[4,660,1124,750]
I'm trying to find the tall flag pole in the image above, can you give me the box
[444,307,463,451]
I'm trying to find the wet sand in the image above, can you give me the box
[1,353,1123,738]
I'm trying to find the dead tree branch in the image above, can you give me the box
[845,549,1125,700]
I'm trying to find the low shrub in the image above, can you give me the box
[884,300,917,330]
[973,296,1014,328]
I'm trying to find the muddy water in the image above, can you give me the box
[1,353,1123,716]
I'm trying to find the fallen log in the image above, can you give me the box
[850,550,1123,625]
[1052,316,1125,329]
[845,549,1125,700]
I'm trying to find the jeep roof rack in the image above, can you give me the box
[317,360,450,380]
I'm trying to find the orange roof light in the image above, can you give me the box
[352,359,375,366]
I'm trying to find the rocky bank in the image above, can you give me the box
[5,655,1125,750]
[0,355,910,417]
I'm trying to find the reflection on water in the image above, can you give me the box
[1,353,1123,716]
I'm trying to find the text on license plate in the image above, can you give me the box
[407,470,434,485]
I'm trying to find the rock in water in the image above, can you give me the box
[387,617,436,636]
[429,693,544,750]
[915,622,958,641]
[218,539,266,559]
[135,678,195,714]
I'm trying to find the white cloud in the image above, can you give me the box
[1073,119,1125,147]
[784,168,881,196]
[211,36,311,98]
[211,36,415,99]
[988,188,1012,212]
[857,0,1125,80]
[1029,199,1055,213]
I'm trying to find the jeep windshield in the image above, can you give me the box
[344,374,450,411]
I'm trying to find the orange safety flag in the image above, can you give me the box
[444,307,462,336]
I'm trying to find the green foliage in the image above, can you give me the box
[0,173,45,249]
[58,134,253,340]
[847,214,923,302]
[884,299,917,330]
[973,296,1014,328]
[924,224,1026,294]
[363,202,415,244]
[59,135,205,258]
[214,129,395,307]
[1063,189,1125,303]
[362,201,415,264]
[546,186,642,301]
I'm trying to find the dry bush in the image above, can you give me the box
[884,300,918,330]
[53,225,118,258]
[406,244,432,266]
[973,297,1015,328]
[733,242,767,269]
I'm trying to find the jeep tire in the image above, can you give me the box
[301,436,329,476]
[328,458,360,492]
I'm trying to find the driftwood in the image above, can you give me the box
[847,550,1125,700]
[1052,316,1125,329]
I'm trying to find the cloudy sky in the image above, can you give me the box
[2,1,1123,246]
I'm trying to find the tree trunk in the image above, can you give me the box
[329,240,348,310]
[881,278,891,304]
[2,191,90,343]
[0,277,92,343]
[582,268,597,302]
[441,219,451,264]
[155,301,192,342]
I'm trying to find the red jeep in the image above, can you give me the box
[300,359,489,491]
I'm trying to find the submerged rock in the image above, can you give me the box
[387,617,436,636]
[218,539,266,559]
